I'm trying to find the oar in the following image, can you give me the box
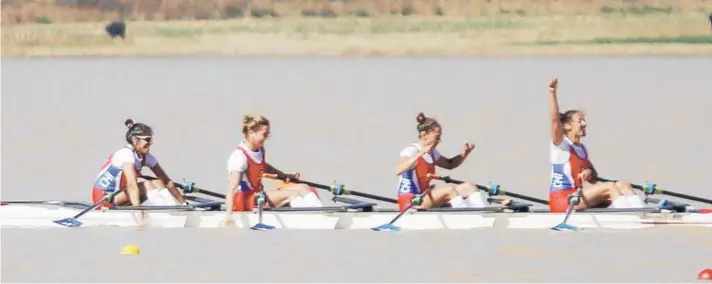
[429,174,550,205]
[141,175,226,199]
[250,190,276,231]
[262,173,397,204]
[597,177,712,205]
[53,189,125,228]
[551,184,585,232]
[371,179,437,232]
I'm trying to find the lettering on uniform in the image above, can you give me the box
[97,172,116,188]
[398,178,413,193]
[551,172,564,188]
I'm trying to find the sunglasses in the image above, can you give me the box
[135,135,152,142]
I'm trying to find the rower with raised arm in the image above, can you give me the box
[223,115,322,226]
[91,119,187,209]
[547,78,645,212]
[395,112,485,211]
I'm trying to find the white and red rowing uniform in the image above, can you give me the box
[397,143,440,211]
[548,136,642,212]
[226,141,321,211]
[92,145,177,207]
[548,137,591,212]
[396,143,486,211]
[226,141,266,211]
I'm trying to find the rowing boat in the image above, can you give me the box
[2,199,710,230]
[3,175,711,230]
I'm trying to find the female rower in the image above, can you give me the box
[395,112,485,211]
[224,115,322,224]
[547,78,645,212]
[92,119,187,209]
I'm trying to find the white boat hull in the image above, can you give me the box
[2,204,711,230]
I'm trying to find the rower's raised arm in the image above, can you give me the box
[548,78,564,146]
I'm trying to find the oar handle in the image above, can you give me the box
[175,180,227,199]
[502,191,549,205]
[427,174,464,184]
[262,173,397,204]
[262,173,332,191]
[427,174,491,192]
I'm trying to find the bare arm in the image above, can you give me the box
[549,78,564,146]
[265,163,287,177]
[589,162,599,181]
[150,163,186,204]
[395,152,425,175]
[121,163,142,206]
[225,170,243,219]
[434,154,466,170]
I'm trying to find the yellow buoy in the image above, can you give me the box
[120,245,140,255]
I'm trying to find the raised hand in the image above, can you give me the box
[462,141,475,156]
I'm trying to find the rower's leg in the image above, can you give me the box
[420,184,461,208]
[454,182,477,196]
[264,186,317,208]
[581,182,627,209]
[292,184,323,207]
[613,180,645,208]
[260,189,294,208]
[112,182,149,206]
[453,182,487,208]
[143,179,181,205]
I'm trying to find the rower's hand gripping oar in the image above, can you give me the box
[429,174,550,206]
[262,173,397,204]
[371,173,439,232]
[597,177,712,205]
[53,189,126,228]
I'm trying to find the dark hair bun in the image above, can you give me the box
[124,118,134,129]
[416,112,426,124]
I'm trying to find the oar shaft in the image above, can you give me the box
[390,185,436,223]
[431,176,487,192]
[75,189,124,218]
[197,189,225,199]
[598,177,712,205]
[262,173,397,204]
[659,191,712,204]
[503,192,549,205]
[349,191,397,204]
[428,174,548,205]
[141,175,225,200]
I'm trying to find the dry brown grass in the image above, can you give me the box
[2,0,711,57]
[3,0,711,23]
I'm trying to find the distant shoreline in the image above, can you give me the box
[2,13,710,57]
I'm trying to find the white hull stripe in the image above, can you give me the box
[2,205,710,230]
